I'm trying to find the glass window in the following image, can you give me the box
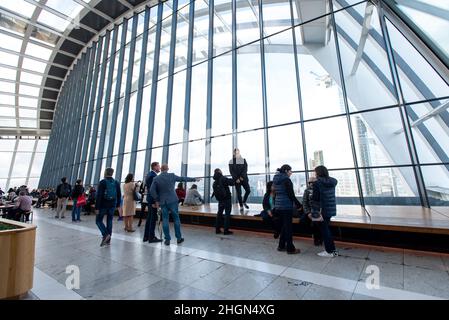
[152,78,168,148]
[36,139,48,153]
[421,165,449,207]
[334,2,397,112]
[19,84,40,97]
[268,124,304,173]
[170,71,186,144]
[192,0,209,64]
[211,134,233,174]
[20,72,43,84]
[138,85,152,151]
[174,2,190,73]
[11,152,32,177]
[0,33,22,52]
[189,62,207,140]
[22,58,47,73]
[17,139,35,152]
[262,0,292,37]
[351,108,412,167]
[168,143,183,175]
[187,140,205,178]
[237,42,263,131]
[25,42,53,61]
[0,152,13,178]
[212,52,232,136]
[0,66,17,80]
[19,97,38,108]
[135,151,146,181]
[38,10,71,32]
[265,29,300,126]
[236,0,259,45]
[214,0,232,56]
[124,92,138,153]
[304,116,355,170]
[30,153,46,177]
[0,51,19,67]
[360,166,419,205]
[386,18,449,102]
[0,0,36,19]
[236,129,266,175]
[328,169,361,204]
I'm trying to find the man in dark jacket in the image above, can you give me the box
[95,168,122,247]
[229,148,251,211]
[212,168,235,235]
[55,177,72,219]
[273,164,302,255]
[143,162,162,243]
[312,165,338,257]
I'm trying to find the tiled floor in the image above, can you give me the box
[24,208,449,300]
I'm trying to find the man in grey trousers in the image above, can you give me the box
[150,164,199,246]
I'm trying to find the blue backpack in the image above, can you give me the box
[103,179,117,202]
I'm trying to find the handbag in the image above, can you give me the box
[133,185,141,202]
[76,194,87,207]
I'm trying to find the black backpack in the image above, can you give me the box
[60,183,71,197]
[212,179,227,201]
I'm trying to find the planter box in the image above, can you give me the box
[0,218,36,299]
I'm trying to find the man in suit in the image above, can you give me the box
[143,162,162,243]
[150,164,199,246]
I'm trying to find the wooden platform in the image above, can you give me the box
[176,203,449,235]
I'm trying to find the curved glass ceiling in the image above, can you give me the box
[0,0,97,135]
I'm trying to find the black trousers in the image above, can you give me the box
[235,179,251,206]
[299,214,322,243]
[277,209,295,252]
[143,206,158,240]
[138,203,148,226]
[216,198,232,231]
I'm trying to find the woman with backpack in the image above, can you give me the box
[212,168,235,235]
[123,173,137,232]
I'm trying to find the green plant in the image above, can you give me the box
[0,222,20,231]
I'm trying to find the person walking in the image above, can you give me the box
[55,177,71,219]
[143,162,162,243]
[229,148,251,212]
[212,168,235,235]
[71,179,85,222]
[312,165,339,257]
[150,164,199,246]
[122,173,137,232]
[273,165,301,255]
[95,168,122,247]
[184,184,204,206]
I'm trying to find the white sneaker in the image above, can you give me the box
[317,250,337,257]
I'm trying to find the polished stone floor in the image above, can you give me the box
[24,208,449,300]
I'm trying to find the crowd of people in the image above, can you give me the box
[6,148,339,258]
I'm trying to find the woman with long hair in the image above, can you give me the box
[122,173,136,232]
[273,165,302,254]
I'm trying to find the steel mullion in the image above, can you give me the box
[94,26,120,184]
[115,16,139,183]
[144,2,164,175]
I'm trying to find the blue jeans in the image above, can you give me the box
[320,217,336,253]
[96,208,115,237]
[161,201,182,241]
[72,199,81,221]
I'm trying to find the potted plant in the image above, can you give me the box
[0,218,36,299]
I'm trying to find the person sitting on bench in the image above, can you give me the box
[8,190,32,221]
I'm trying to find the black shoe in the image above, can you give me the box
[239,206,244,212]
[164,240,170,246]
[287,248,301,255]
[273,233,280,239]
[216,229,222,234]
[277,247,286,252]
[177,238,184,244]
[314,239,323,246]
[100,234,111,247]
[149,237,162,243]
[223,230,233,235]
[243,203,249,209]
[143,237,149,242]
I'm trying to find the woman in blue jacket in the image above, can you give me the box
[312,165,339,257]
[273,165,302,254]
